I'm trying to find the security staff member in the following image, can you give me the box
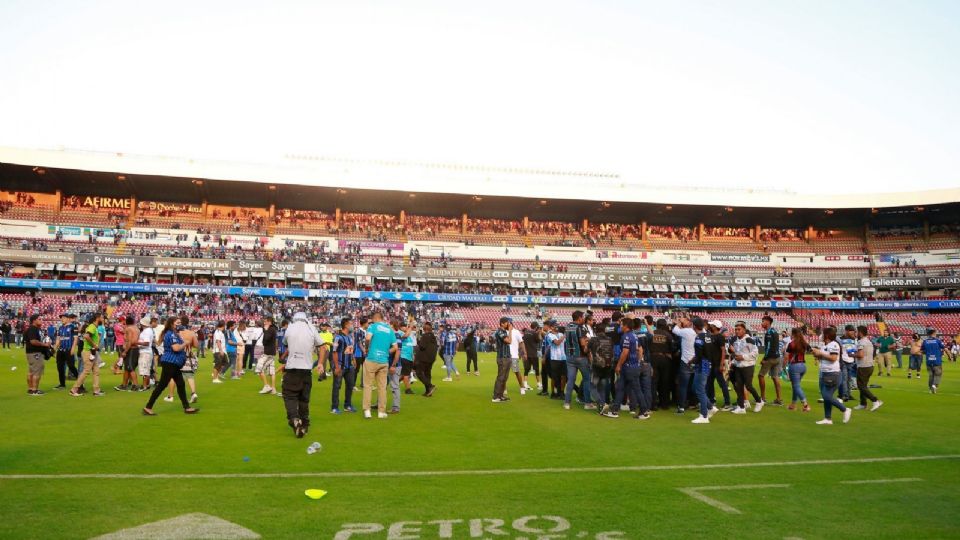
[649,319,676,410]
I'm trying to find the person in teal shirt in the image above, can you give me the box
[399,322,417,397]
[363,312,397,419]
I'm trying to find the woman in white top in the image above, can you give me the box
[811,326,851,425]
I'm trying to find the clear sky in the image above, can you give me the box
[0,0,957,194]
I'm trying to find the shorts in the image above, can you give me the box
[182,371,195,380]
[511,358,520,373]
[759,358,781,378]
[401,359,414,378]
[123,349,139,372]
[137,350,154,377]
[255,355,276,376]
[214,352,228,372]
[523,355,539,376]
[26,352,45,376]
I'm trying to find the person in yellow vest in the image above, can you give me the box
[318,322,334,382]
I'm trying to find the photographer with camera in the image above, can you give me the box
[24,314,53,396]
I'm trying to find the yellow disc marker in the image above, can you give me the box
[304,489,327,500]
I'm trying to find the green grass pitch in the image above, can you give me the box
[0,349,957,539]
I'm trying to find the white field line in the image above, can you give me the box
[839,477,922,484]
[0,454,957,480]
[677,484,790,514]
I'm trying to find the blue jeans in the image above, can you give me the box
[388,368,401,409]
[707,368,731,406]
[443,354,458,377]
[693,367,711,417]
[894,348,902,368]
[819,372,846,419]
[227,352,238,377]
[839,362,856,397]
[612,364,640,412]
[591,366,613,408]
[637,363,653,414]
[787,363,807,403]
[675,363,694,409]
[331,368,356,410]
[565,357,591,405]
[909,354,922,371]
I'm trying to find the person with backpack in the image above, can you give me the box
[588,321,614,414]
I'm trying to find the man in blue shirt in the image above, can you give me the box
[921,328,944,394]
[439,324,460,382]
[53,313,79,389]
[603,318,646,419]
[363,312,397,419]
[331,317,356,414]
[353,317,368,390]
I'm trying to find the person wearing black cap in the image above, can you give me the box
[24,314,53,395]
[492,317,513,402]
[649,319,675,410]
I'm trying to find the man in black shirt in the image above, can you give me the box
[704,320,733,410]
[648,319,676,410]
[492,317,513,403]
[25,314,52,395]
[414,322,438,396]
[522,322,542,392]
[257,316,278,395]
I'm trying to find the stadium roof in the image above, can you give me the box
[1,145,958,211]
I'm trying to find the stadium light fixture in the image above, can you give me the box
[786,209,794,214]
[725,207,734,212]
[268,185,277,191]
[409,193,416,198]
[824,209,834,215]
[337,188,347,194]
[473,196,483,202]
[32,167,45,175]
[117,175,126,181]
[665,205,672,210]
[539,200,548,206]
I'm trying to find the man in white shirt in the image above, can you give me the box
[671,316,698,414]
[244,322,263,372]
[508,324,528,394]
[729,321,764,414]
[211,320,227,383]
[136,316,157,391]
[281,312,322,438]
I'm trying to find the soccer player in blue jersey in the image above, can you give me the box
[331,317,356,414]
[53,313,79,389]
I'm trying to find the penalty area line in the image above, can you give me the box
[0,454,957,480]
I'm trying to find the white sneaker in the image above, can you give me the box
[853,404,867,410]
[619,404,630,412]
[707,406,719,418]
[816,418,833,425]
[563,403,571,410]
[377,412,388,419]
[190,393,198,404]
[363,409,372,419]
[753,401,765,413]
[843,408,852,424]
[871,400,883,412]
[731,407,746,415]
[259,386,272,394]
[931,385,938,394]
[520,388,526,396]
[442,377,453,382]
[692,416,710,424]
[163,396,174,402]
[211,378,223,384]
